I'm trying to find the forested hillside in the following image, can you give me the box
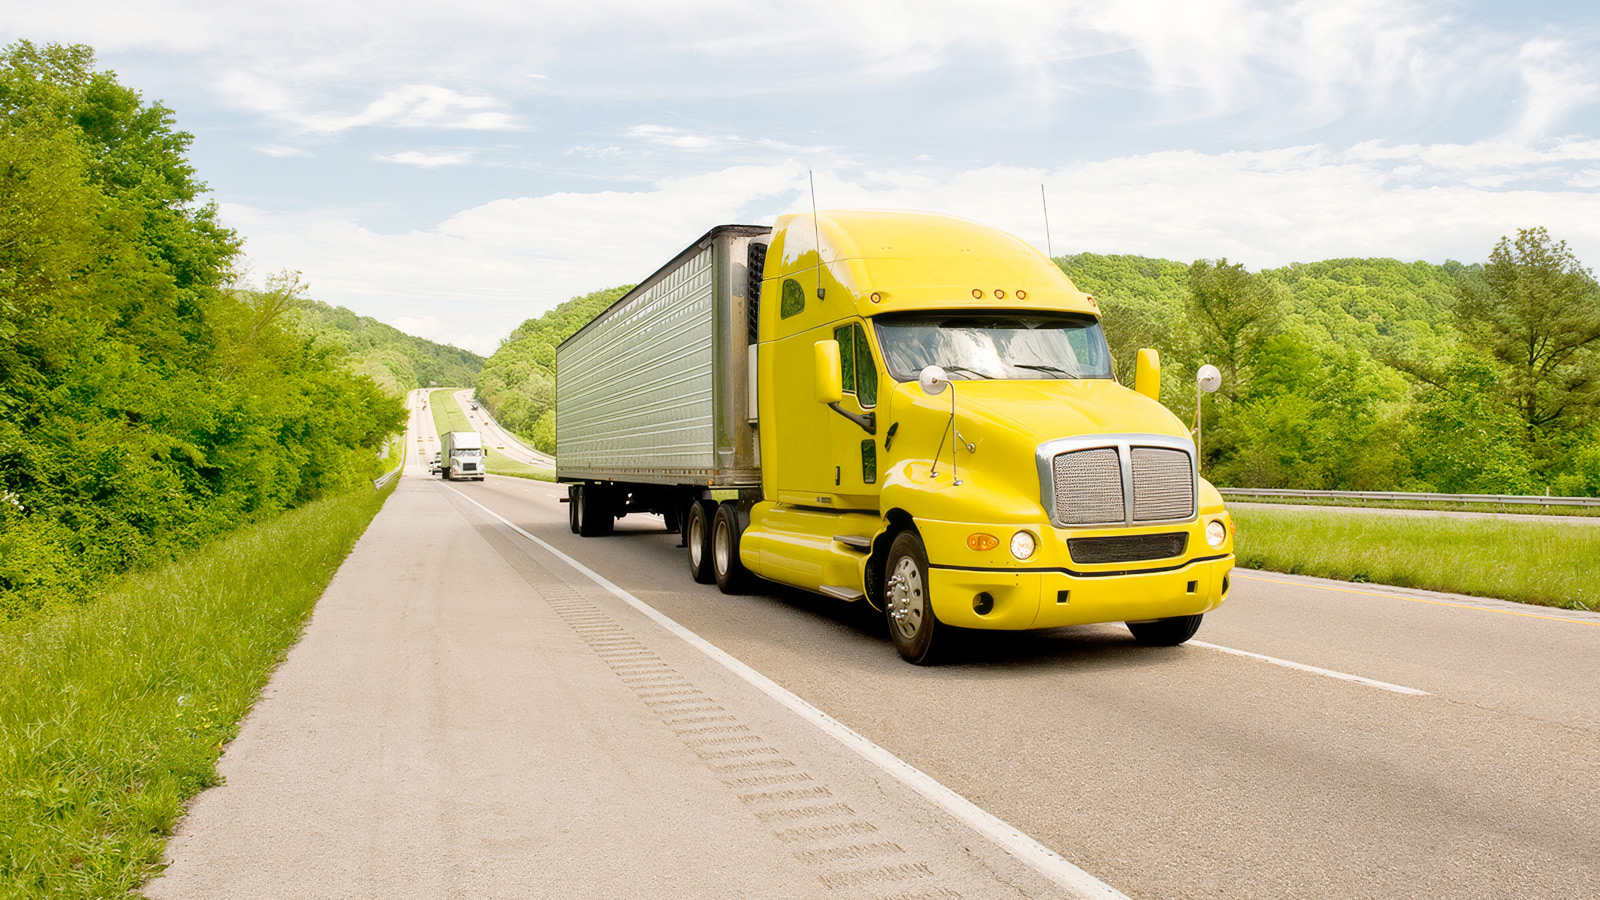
[1063,243,1600,496]
[0,43,404,622]
[290,293,483,395]
[474,286,631,451]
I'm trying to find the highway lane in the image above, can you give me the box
[450,388,556,469]
[457,474,1600,900]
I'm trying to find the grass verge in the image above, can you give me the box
[1225,495,1600,518]
[0,481,395,899]
[1233,506,1600,611]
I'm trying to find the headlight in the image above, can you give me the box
[1010,530,1037,560]
[1206,519,1227,548]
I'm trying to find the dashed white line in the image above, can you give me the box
[1189,641,1429,696]
[442,483,1129,900]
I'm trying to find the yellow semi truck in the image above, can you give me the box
[556,211,1234,664]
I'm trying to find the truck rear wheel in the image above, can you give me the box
[1126,614,1203,646]
[711,503,750,594]
[576,485,614,537]
[885,531,944,665]
[686,500,716,584]
[567,486,580,534]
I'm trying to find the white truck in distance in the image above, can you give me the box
[440,431,485,481]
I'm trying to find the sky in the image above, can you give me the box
[6,0,1600,355]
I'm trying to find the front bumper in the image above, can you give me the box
[917,515,1235,630]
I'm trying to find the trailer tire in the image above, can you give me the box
[576,485,614,537]
[884,531,944,665]
[567,486,580,534]
[712,503,751,594]
[1126,614,1203,646]
[686,500,716,584]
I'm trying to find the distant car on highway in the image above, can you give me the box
[428,452,442,474]
[470,401,479,410]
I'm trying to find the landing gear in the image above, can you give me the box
[884,531,943,665]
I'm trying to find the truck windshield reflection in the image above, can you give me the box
[873,312,1113,382]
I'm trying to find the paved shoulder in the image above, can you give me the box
[149,479,1091,900]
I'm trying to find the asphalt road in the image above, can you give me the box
[157,391,1600,899]
[454,474,1600,900]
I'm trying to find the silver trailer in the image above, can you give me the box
[556,224,769,535]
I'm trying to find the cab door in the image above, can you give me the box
[828,319,883,511]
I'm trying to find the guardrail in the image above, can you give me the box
[373,466,402,490]
[1219,488,1600,508]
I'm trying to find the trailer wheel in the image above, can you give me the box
[567,486,580,534]
[576,485,614,537]
[711,503,750,594]
[884,531,944,665]
[686,500,716,584]
[1126,614,1203,646]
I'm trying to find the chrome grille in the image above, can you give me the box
[1131,447,1195,521]
[1051,448,1124,524]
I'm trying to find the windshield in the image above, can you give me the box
[873,312,1113,381]
[455,448,481,458]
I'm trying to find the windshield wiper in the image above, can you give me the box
[941,365,994,380]
[1013,363,1079,379]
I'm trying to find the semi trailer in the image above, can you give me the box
[556,211,1234,664]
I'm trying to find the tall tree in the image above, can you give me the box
[1454,227,1600,439]
[1186,258,1282,400]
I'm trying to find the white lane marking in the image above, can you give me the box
[1189,641,1429,696]
[442,484,1128,900]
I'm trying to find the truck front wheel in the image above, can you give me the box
[711,503,750,594]
[686,500,716,584]
[885,531,944,665]
[1126,614,1203,646]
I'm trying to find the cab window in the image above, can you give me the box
[832,321,878,408]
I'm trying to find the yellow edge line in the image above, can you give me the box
[1236,573,1600,628]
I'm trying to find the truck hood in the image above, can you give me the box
[931,378,1188,442]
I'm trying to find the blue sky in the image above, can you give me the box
[7,0,1600,354]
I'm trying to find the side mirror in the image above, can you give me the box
[1134,348,1160,401]
[1197,364,1222,394]
[918,365,949,396]
[814,340,843,404]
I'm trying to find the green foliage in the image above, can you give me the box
[474,286,632,452]
[288,292,483,396]
[0,43,404,623]
[0,480,392,897]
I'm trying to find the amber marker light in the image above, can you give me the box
[971,288,983,299]
[869,291,882,303]
[994,289,1006,299]
[967,533,999,552]
[1016,290,1027,300]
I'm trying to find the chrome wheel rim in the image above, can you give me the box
[690,513,705,569]
[714,519,731,575]
[886,556,924,642]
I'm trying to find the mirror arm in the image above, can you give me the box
[827,403,877,435]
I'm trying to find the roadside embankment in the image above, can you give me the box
[1233,506,1599,611]
[0,482,395,899]
[428,389,554,481]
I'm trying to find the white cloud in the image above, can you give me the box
[223,146,1600,351]
[257,145,312,158]
[216,76,517,135]
[626,124,830,155]
[377,149,474,168]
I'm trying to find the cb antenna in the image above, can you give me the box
[810,170,824,300]
[1040,183,1053,259]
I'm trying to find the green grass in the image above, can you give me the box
[0,482,394,899]
[428,389,553,481]
[1233,507,1600,611]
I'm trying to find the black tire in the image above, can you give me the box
[685,500,716,584]
[576,485,614,537]
[711,502,751,594]
[1127,614,1203,646]
[567,486,580,534]
[884,531,944,665]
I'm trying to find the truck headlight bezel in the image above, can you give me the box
[1010,530,1037,560]
[1206,519,1227,548]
